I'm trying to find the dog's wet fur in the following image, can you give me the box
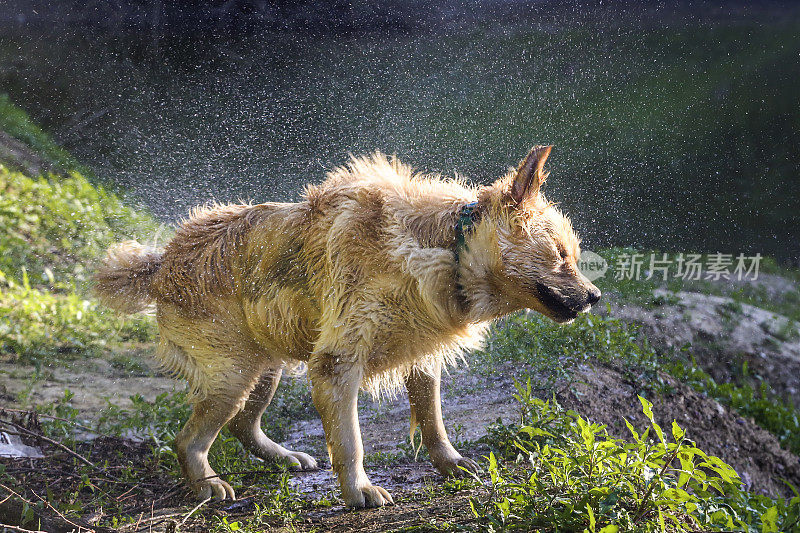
[94,145,600,507]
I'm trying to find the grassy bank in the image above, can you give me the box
[0,97,160,363]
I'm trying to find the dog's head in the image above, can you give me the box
[473,145,601,323]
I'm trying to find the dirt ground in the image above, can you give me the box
[0,351,178,416]
[2,282,800,531]
[3,356,800,532]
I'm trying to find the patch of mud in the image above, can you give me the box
[287,462,441,500]
[198,483,480,533]
[0,351,180,416]
[609,289,800,403]
[297,489,478,533]
[281,363,521,462]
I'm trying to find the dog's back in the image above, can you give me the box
[96,154,479,397]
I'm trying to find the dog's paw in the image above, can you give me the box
[282,450,318,471]
[450,457,480,477]
[343,483,394,508]
[193,478,236,501]
[431,449,480,477]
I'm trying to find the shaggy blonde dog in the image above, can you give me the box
[95,145,600,508]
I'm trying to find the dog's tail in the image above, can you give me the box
[94,240,162,314]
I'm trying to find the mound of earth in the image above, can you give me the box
[608,287,800,404]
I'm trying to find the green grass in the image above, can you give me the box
[0,95,164,364]
[473,309,662,393]
[12,373,799,532]
[0,164,159,290]
[0,164,161,363]
[0,273,155,362]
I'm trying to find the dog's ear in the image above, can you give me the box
[510,145,552,204]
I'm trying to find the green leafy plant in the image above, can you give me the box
[473,380,800,532]
[0,164,159,289]
[0,163,161,362]
[0,271,156,361]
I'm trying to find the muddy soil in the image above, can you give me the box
[4,354,798,532]
[281,364,521,462]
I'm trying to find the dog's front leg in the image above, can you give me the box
[406,361,479,476]
[309,355,394,508]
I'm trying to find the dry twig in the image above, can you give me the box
[1,408,111,438]
[176,497,211,529]
[0,523,47,533]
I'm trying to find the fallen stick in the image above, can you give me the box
[0,522,47,533]
[176,497,211,530]
[0,408,107,437]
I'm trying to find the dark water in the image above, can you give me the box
[1,7,799,261]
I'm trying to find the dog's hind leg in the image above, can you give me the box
[175,391,244,501]
[227,368,317,470]
[405,360,479,477]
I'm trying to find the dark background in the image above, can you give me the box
[1,1,798,262]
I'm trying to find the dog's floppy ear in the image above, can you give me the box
[510,145,552,204]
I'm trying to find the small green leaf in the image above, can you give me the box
[760,506,779,533]
[660,488,692,503]
[520,426,555,438]
[639,396,654,422]
[671,420,685,442]
[624,418,639,441]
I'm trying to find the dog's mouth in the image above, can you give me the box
[534,282,589,323]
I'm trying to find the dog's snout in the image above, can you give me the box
[587,287,601,306]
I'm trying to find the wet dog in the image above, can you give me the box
[95,145,600,507]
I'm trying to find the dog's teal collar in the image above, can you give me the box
[453,201,480,307]
[454,201,480,264]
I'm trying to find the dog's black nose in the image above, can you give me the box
[587,288,601,305]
